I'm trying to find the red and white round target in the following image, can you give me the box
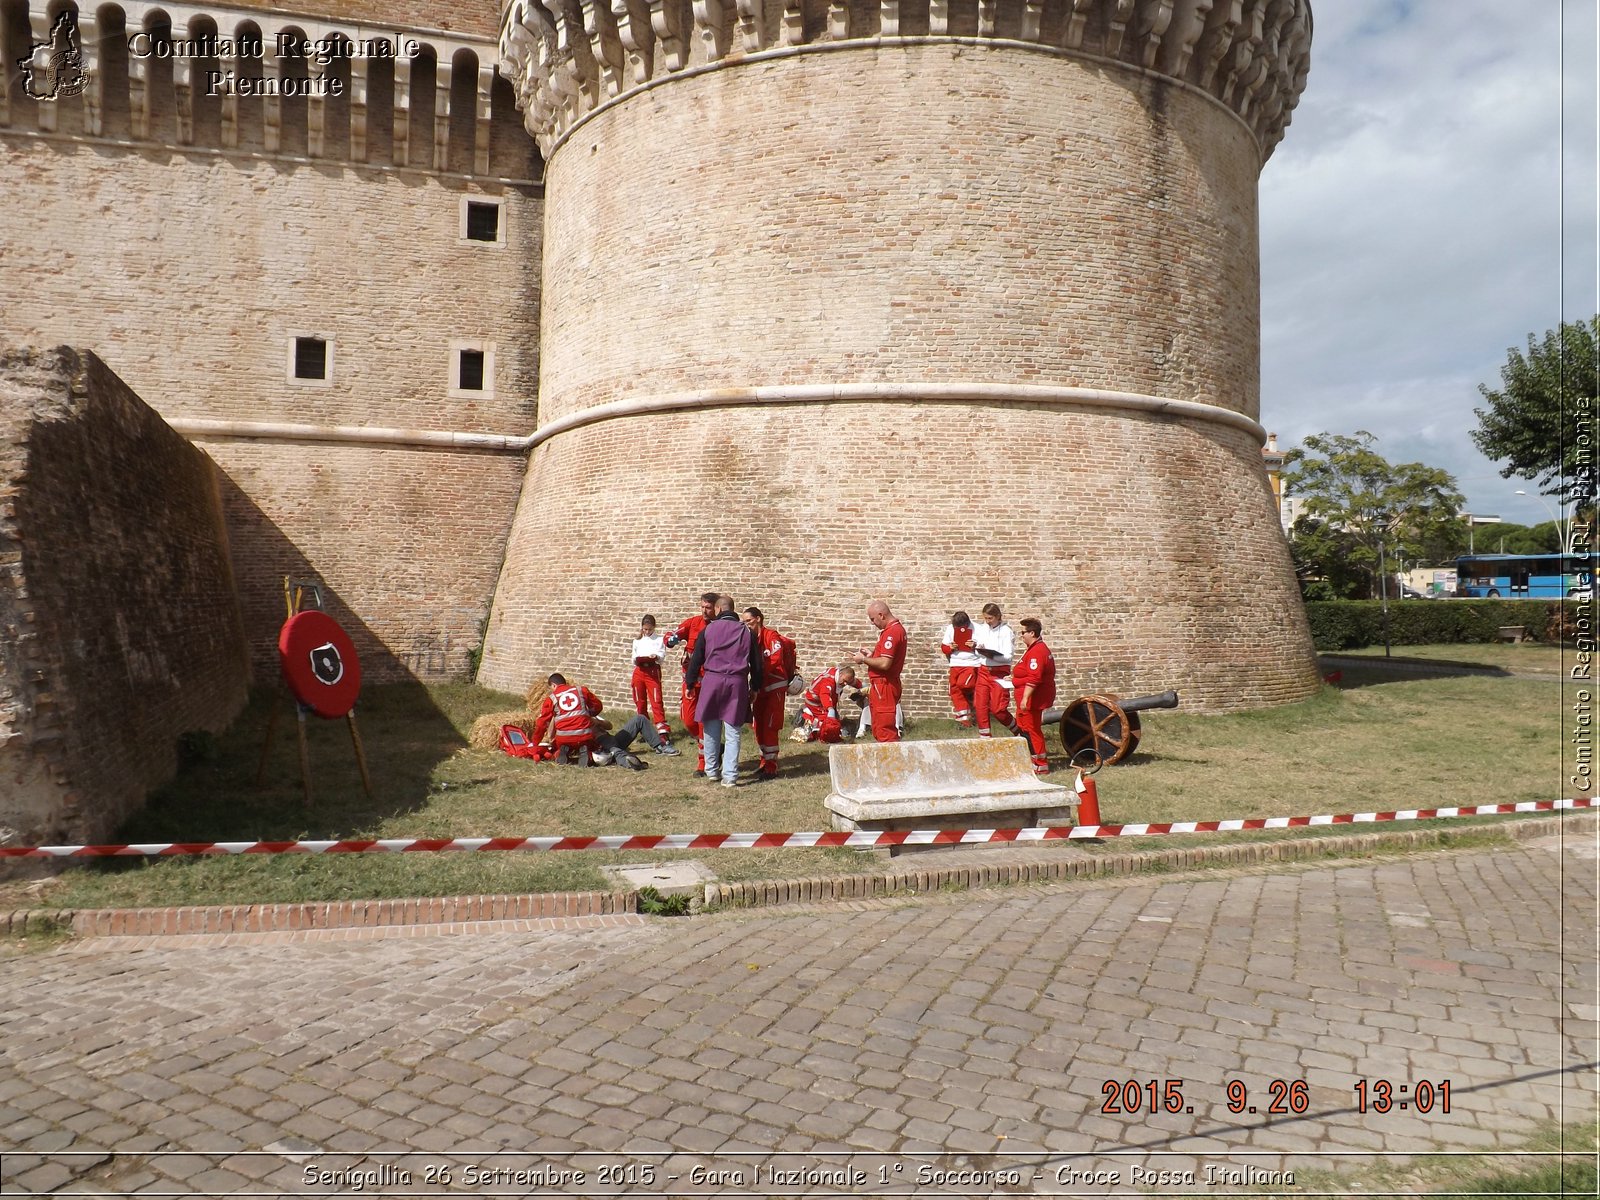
[278,610,362,718]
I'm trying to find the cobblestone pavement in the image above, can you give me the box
[1,838,1595,1197]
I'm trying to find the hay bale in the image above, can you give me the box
[469,711,535,751]
[524,677,551,712]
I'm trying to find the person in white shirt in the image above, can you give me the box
[939,610,983,725]
[629,615,672,741]
[971,602,1019,738]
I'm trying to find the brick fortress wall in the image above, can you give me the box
[482,29,1320,714]
[1,0,543,680]
[0,346,249,850]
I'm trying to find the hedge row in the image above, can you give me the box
[1303,599,1584,651]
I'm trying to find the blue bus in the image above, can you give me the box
[1455,553,1594,599]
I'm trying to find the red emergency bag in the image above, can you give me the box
[498,725,553,761]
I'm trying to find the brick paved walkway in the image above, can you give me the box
[1,838,1595,1197]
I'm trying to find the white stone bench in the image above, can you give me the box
[824,738,1075,843]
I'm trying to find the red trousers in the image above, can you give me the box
[1016,704,1049,771]
[869,677,902,742]
[948,667,978,722]
[752,686,786,774]
[975,667,1014,735]
[632,667,667,733]
[680,681,703,766]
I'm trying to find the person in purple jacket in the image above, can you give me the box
[686,594,763,787]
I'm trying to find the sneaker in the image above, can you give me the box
[653,743,681,756]
[720,778,737,789]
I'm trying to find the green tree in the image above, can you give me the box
[1467,521,1561,556]
[1283,432,1466,599]
[1472,315,1598,507]
[1286,516,1366,599]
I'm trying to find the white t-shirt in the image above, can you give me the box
[971,621,1014,672]
[631,634,666,665]
[940,624,983,668]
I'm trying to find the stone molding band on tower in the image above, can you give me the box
[498,0,1311,160]
[165,417,533,453]
[164,381,1268,453]
[522,381,1270,448]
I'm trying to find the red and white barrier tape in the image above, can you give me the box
[0,799,1591,858]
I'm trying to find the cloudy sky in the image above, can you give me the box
[1258,0,1597,529]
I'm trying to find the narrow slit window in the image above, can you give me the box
[457,348,486,391]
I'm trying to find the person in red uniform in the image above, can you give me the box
[630,615,670,740]
[852,599,907,743]
[1011,618,1057,775]
[667,592,718,771]
[531,672,678,768]
[531,672,606,764]
[939,610,981,725]
[792,664,861,743]
[971,602,1019,738]
[741,605,798,779]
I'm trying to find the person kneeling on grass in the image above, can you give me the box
[791,665,863,744]
[531,672,681,770]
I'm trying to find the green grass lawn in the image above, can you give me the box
[1288,1119,1598,1199]
[14,667,1575,911]
[1337,641,1575,674]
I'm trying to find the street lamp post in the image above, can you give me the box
[1514,490,1568,554]
[1462,513,1501,557]
[1377,533,1392,658]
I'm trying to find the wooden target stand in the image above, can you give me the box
[254,579,374,806]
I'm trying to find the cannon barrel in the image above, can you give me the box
[1041,690,1178,727]
[1121,689,1179,714]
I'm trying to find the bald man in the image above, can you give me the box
[851,599,908,743]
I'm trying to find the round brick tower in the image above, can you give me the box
[483,0,1318,715]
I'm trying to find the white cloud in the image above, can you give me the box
[1259,0,1597,526]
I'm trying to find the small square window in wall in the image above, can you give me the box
[460,197,505,246]
[287,334,333,387]
[449,342,495,399]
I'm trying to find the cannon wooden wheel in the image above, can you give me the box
[1059,694,1143,766]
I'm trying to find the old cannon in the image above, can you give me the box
[1040,690,1179,766]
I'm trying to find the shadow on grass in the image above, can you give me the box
[77,681,473,869]
[1320,656,1512,689]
